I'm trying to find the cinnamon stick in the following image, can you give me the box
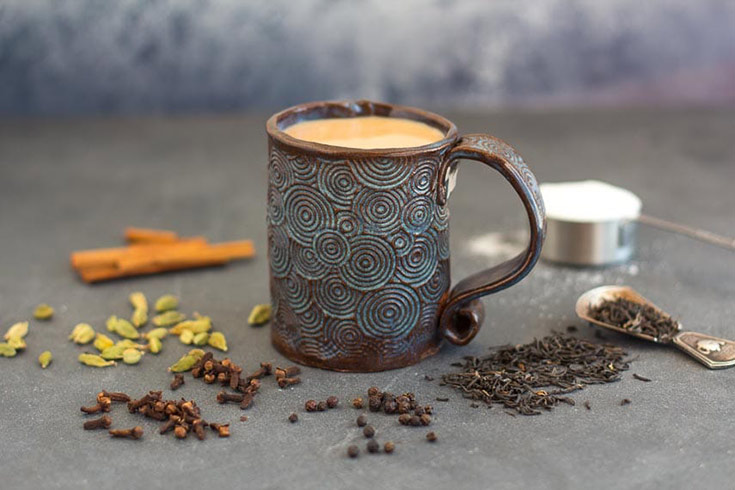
[72,239,255,283]
[124,227,180,244]
[71,238,208,270]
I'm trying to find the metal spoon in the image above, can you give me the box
[575,285,735,369]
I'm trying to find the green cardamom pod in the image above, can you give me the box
[179,329,194,345]
[129,291,147,311]
[208,331,228,352]
[107,316,140,339]
[188,348,206,359]
[131,308,148,328]
[169,317,211,335]
[152,310,186,327]
[192,332,209,346]
[38,350,52,368]
[0,342,17,357]
[93,333,115,352]
[33,304,54,320]
[129,292,148,327]
[122,348,143,365]
[100,345,126,360]
[78,353,116,367]
[115,339,140,349]
[69,323,96,344]
[148,336,162,354]
[144,327,168,340]
[4,321,29,340]
[155,294,179,312]
[106,315,119,332]
[7,336,26,350]
[248,304,272,326]
[169,353,198,372]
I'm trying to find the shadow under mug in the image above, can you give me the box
[266,100,545,372]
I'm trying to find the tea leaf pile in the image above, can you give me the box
[442,333,630,415]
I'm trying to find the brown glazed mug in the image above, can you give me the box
[266,100,545,372]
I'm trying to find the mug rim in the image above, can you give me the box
[266,99,459,157]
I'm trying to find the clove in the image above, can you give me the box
[83,415,112,430]
[277,376,301,389]
[99,391,130,403]
[210,422,230,437]
[216,391,244,405]
[109,426,144,440]
[170,374,185,390]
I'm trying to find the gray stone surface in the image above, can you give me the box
[0,108,734,490]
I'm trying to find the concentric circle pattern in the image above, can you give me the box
[409,161,436,195]
[340,235,395,291]
[314,274,359,319]
[352,157,412,189]
[354,187,403,234]
[318,161,359,208]
[356,284,421,339]
[281,274,311,313]
[420,260,449,303]
[269,150,293,191]
[324,318,364,357]
[436,229,450,260]
[267,186,285,226]
[297,303,324,336]
[395,236,437,286]
[267,145,451,363]
[336,212,362,237]
[313,230,350,267]
[289,154,318,182]
[389,231,414,257]
[401,195,433,235]
[290,241,328,280]
[268,226,291,278]
[284,184,335,246]
[434,204,450,231]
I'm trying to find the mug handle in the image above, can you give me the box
[436,134,546,345]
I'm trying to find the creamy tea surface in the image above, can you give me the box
[283,116,445,149]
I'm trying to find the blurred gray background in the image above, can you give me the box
[1,0,734,116]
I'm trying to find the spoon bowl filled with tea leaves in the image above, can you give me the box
[576,285,735,369]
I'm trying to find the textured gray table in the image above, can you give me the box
[1,109,733,490]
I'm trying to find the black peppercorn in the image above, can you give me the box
[288,412,298,423]
[326,396,338,409]
[363,425,375,438]
[366,439,380,453]
[356,414,368,427]
[352,397,364,409]
[367,386,380,397]
[426,431,437,442]
[383,400,398,414]
[384,441,395,454]
[317,401,327,411]
[347,445,359,458]
[368,396,382,412]
[420,414,432,426]
[305,400,317,412]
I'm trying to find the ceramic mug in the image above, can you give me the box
[266,100,545,372]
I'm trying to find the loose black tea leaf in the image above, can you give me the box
[633,373,652,382]
[441,333,631,415]
[589,298,679,342]
[620,398,632,406]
